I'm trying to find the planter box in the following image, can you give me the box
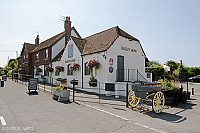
[89,81,97,87]
[52,89,70,102]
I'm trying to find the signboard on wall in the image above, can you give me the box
[121,46,137,53]
[65,59,75,63]
[109,66,113,73]
[109,58,113,65]
[105,83,115,91]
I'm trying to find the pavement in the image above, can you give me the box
[0,79,200,133]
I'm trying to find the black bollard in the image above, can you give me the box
[192,87,194,95]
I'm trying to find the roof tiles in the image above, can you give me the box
[32,31,65,53]
[82,26,139,55]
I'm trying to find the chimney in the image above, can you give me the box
[64,16,71,45]
[35,35,39,45]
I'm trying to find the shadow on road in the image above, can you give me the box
[143,101,196,123]
[26,91,39,96]
[147,111,187,123]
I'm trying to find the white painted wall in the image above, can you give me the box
[51,35,147,97]
[106,36,146,82]
[71,29,80,38]
[51,36,65,60]
[52,38,82,87]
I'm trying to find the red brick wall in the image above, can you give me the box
[17,57,22,68]
[32,48,51,66]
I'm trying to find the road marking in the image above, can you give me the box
[76,101,129,121]
[77,101,166,133]
[0,116,7,126]
[134,122,166,133]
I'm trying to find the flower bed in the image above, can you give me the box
[53,84,70,102]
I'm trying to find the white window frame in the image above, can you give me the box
[68,44,73,58]
[35,52,39,62]
[45,49,48,60]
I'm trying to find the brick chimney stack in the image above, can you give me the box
[64,16,71,45]
[35,35,39,45]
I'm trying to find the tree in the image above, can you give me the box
[8,60,17,69]
[146,61,164,81]
[3,59,18,75]
[148,60,162,67]
[166,60,179,75]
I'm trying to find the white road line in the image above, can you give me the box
[77,101,166,133]
[76,101,129,121]
[134,122,166,133]
[0,116,7,126]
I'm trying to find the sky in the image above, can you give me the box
[0,0,200,67]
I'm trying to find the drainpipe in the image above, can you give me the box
[81,55,83,89]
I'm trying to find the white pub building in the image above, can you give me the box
[50,18,151,96]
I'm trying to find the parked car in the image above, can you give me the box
[189,75,200,82]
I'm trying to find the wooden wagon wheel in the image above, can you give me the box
[152,91,165,113]
[128,90,140,108]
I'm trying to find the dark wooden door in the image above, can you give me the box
[116,55,124,81]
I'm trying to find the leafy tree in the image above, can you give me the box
[166,60,179,75]
[145,57,150,67]
[148,60,162,67]
[8,60,17,69]
[2,59,18,75]
[187,67,200,77]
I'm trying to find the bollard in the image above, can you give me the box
[192,87,194,95]
[73,83,75,102]
[99,82,100,104]
[1,80,4,87]
[126,83,128,108]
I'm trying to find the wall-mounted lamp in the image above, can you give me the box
[102,52,106,59]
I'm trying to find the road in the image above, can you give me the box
[0,79,200,133]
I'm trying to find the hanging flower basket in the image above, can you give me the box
[55,65,64,72]
[56,78,67,84]
[87,59,100,80]
[46,66,54,72]
[70,79,79,85]
[87,59,100,69]
[69,63,80,71]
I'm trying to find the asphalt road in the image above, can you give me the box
[0,79,200,133]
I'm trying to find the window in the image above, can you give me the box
[45,49,48,60]
[55,70,60,76]
[67,64,73,75]
[85,62,90,75]
[68,44,73,58]
[35,52,39,61]
[147,72,151,78]
[25,54,28,63]
[23,55,25,63]
[19,59,21,65]
[44,65,49,76]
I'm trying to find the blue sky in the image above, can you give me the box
[0,0,200,67]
